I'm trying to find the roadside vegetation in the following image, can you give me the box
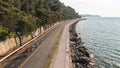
[0,0,80,46]
[45,28,63,68]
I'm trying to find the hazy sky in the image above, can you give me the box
[60,0,120,17]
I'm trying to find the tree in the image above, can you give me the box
[0,0,80,46]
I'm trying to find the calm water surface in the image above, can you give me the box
[76,17,120,68]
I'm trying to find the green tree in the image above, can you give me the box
[0,0,80,46]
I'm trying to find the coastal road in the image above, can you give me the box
[4,20,72,68]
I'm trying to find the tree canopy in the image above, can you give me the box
[0,0,80,45]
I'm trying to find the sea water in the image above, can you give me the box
[76,17,120,68]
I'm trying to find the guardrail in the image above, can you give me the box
[0,22,59,66]
[0,19,80,67]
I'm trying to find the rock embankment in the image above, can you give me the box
[69,21,96,68]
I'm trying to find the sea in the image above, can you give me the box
[76,17,120,68]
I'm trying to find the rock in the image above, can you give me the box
[69,22,96,68]
[86,50,94,58]
[70,41,76,45]
[70,36,78,41]
[80,57,92,64]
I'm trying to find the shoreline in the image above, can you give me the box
[69,21,96,68]
[50,19,80,68]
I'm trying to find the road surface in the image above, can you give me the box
[50,19,78,68]
[4,20,74,68]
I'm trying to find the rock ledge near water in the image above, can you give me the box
[69,21,96,68]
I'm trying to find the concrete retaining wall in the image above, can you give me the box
[0,27,45,56]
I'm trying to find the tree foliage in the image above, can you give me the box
[0,0,80,46]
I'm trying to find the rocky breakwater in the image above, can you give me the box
[69,22,96,68]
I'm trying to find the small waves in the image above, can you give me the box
[76,17,120,68]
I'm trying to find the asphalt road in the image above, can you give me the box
[4,20,69,68]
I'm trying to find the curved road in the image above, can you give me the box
[19,21,66,68]
[4,20,71,68]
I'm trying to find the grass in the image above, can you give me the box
[44,30,63,68]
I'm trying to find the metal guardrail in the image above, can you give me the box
[0,22,59,65]
[0,19,80,67]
